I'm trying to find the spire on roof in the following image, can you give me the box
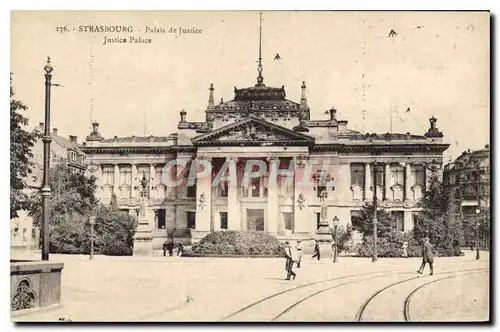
[255,12,265,87]
[300,81,307,106]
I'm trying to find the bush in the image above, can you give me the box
[356,230,421,258]
[187,231,284,257]
[48,204,137,256]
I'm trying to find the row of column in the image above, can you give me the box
[363,163,413,200]
[97,163,156,199]
[194,156,289,235]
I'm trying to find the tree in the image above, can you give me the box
[28,161,98,228]
[356,202,394,238]
[10,74,39,218]
[414,170,463,255]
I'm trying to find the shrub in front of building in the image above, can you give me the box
[356,230,421,258]
[184,231,285,257]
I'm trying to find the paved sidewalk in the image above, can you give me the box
[11,250,489,322]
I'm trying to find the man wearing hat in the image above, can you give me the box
[417,237,434,275]
[284,241,296,280]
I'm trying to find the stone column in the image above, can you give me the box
[364,163,371,201]
[293,156,310,235]
[405,163,412,201]
[227,157,241,230]
[113,164,119,197]
[131,163,137,199]
[385,163,391,201]
[266,157,279,235]
[195,157,211,234]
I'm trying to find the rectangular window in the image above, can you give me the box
[119,166,132,186]
[393,211,405,232]
[251,178,260,197]
[154,166,163,186]
[350,165,365,187]
[187,184,196,198]
[187,212,196,229]
[157,209,166,229]
[220,212,228,229]
[390,165,404,186]
[283,212,293,231]
[22,228,27,242]
[102,166,114,186]
[350,210,363,231]
[371,165,385,187]
[218,182,228,197]
[412,165,425,186]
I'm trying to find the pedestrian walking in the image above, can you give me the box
[167,240,174,257]
[295,240,303,268]
[284,241,296,280]
[177,242,184,256]
[312,239,320,260]
[417,237,434,275]
[402,241,408,258]
[162,240,168,257]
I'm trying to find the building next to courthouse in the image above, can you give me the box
[81,49,449,250]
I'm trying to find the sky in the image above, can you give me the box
[10,11,490,161]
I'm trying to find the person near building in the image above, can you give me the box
[284,241,296,280]
[177,242,184,256]
[162,240,168,257]
[167,240,174,257]
[402,241,408,258]
[295,240,303,268]
[417,237,434,275]
[312,239,320,260]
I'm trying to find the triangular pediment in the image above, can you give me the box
[192,116,314,146]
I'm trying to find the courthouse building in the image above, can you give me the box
[82,66,449,246]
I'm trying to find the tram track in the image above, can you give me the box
[402,270,489,322]
[355,267,489,322]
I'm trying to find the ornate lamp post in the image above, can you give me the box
[372,162,378,263]
[332,216,339,263]
[41,57,53,261]
[475,208,481,260]
[89,216,96,260]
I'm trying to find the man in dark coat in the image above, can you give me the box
[312,240,320,260]
[166,240,174,257]
[162,241,168,257]
[284,241,296,280]
[417,237,434,275]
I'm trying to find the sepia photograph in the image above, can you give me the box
[9,10,490,322]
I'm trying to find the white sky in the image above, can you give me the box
[11,11,490,161]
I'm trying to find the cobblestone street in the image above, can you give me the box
[11,250,489,322]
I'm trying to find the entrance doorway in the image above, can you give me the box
[246,209,265,231]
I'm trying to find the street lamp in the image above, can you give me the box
[372,162,378,263]
[475,208,480,260]
[41,57,53,261]
[89,216,96,260]
[332,216,339,263]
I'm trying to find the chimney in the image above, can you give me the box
[53,128,58,135]
[69,135,77,143]
[39,122,44,127]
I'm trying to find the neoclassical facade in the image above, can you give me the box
[82,74,449,247]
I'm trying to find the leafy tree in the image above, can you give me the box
[356,202,394,238]
[414,170,463,255]
[28,161,98,227]
[330,224,353,252]
[10,74,39,218]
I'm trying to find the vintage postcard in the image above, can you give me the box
[10,11,490,322]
